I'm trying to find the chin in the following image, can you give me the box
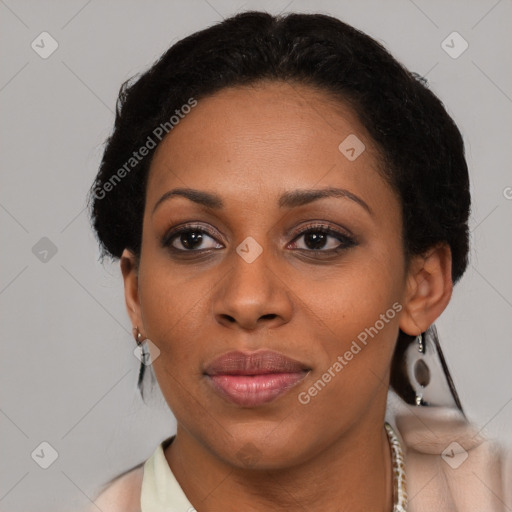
[207,421,314,470]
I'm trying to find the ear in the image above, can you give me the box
[120,249,145,339]
[399,243,453,336]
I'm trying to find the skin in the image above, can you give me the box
[121,81,453,511]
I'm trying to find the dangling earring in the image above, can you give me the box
[133,326,149,395]
[414,333,429,405]
[132,326,143,345]
[391,325,464,411]
[417,332,424,354]
[133,326,149,364]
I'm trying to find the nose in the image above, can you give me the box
[212,242,293,331]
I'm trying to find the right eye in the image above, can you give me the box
[162,224,224,252]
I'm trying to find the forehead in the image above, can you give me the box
[146,81,386,208]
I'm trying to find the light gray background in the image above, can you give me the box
[1,0,511,510]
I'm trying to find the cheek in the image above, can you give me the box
[137,264,210,420]
[303,276,401,382]
[294,241,405,391]
[299,242,404,336]
[294,282,402,432]
[138,258,209,368]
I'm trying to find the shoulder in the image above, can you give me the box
[83,437,175,512]
[85,463,145,512]
[393,404,512,511]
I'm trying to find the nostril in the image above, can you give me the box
[217,314,236,324]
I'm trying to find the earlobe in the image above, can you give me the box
[120,249,144,335]
[399,244,453,336]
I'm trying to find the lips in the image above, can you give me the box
[204,350,310,407]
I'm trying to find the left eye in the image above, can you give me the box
[289,227,355,252]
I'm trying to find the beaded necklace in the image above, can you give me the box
[385,422,408,512]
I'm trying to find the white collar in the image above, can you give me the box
[140,438,193,512]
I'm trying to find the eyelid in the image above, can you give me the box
[290,221,355,240]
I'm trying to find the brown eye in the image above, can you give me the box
[162,225,223,252]
[289,224,356,254]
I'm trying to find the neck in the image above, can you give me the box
[165,412,393,511]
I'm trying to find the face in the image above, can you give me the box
[126,81,413,469]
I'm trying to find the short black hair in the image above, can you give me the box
[89,11,470,285]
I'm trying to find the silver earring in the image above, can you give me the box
[132,326,155,400]
[415,333,427,405]
[135,327,150,363]
[417,332,424,354]
[133,326,145,346]
[391,325,464,412]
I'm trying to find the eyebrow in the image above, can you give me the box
[152,186,372,215]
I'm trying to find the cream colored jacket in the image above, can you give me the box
[86,400,511,511]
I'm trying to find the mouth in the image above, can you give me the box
[204,350,310,407]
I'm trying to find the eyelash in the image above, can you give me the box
[162,222,357,257]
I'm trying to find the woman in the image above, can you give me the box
[86,11,510,512]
